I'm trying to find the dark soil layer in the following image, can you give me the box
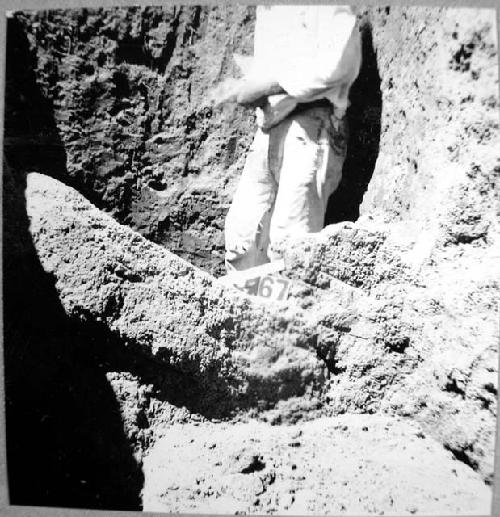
[7,5,256,276]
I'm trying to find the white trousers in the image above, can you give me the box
[225,105,347,272]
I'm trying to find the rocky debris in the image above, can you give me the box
[269,5,500,482]
[274,221,498,482]
[275,222,412,290]
[142,415,491,515]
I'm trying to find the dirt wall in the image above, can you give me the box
[7,5,256,276]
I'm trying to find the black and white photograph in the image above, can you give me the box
[2,1,499,515]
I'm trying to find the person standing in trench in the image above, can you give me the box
[211,4,362,272]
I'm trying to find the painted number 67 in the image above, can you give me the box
[258,275,290,301]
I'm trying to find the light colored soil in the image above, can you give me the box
[142,414,491,515]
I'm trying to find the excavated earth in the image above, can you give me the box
[3,4,499,514]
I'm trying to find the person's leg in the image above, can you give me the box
[224,128,277,272]
[268,106,347,259]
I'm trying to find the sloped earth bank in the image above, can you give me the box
[4,3,499,514]
[25,172,495,514]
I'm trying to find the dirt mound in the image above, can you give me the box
[276,218,498,481]
[25,170,497,492]
[26,172,326,416]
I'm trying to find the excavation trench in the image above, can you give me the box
[4,6,498,511]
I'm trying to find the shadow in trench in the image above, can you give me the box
[3,16,249,509]
[3,166,146,510]
[3,17,145,510]
[325,21,382,225]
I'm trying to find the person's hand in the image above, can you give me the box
[236,77,285,107]
[209,74,285,108]
[208,77,243,106]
